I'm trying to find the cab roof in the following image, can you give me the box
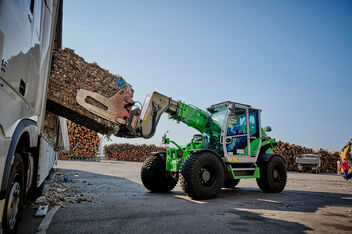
[209,101,251,109]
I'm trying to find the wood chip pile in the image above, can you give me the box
[58,120,100,160]
[273,141,339,173]
[47,48,133,135]
[104,144,166,162]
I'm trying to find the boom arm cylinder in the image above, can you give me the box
[169,101,209,133]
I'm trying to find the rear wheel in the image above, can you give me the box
[256,156,287,193]
[2,154,25,234]
[180,152,224,200]
[141,154,178,192]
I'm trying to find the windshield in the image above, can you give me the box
[210,107,227,130]
[202,106,227,154]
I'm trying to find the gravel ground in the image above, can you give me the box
[17,160,352,234]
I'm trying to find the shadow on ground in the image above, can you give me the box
[17,168,352,233]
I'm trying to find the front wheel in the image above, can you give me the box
[2,154,25,234]
[256,156,287,193]
[141,154,178,192]
[180,152,224,200]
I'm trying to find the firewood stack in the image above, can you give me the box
[58,120,100,160]
[103,141,339,172]
[104,144,166,162]
[273,141,339,173]
[313,149,340,173]
[47,48,133,135]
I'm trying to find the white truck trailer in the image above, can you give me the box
[0,0,66,232]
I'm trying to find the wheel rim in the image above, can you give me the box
[7,179,21,230]
[199,166,215,187]
[272,167,281,182]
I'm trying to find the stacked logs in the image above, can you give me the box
[273,141,314,171]
[313,149,340,173]
[273,141,339,173]
[47,48,133,135]
[103,141,339,172]
[57,120,100,160]
[104,144,166,162]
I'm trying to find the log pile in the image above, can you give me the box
[57,120,100,160]
[273,141,339,173]
[104,144,166,162]
[47,48,133,135]
[313,149,339,173]
[103,141,339,172]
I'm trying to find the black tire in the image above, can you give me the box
[141,155,178,192]
[256,156,287,193]
[2,154,25,234]
[180,152,224,200]
[223,179,240,189]
[26,152,43,201]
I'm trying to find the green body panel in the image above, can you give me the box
[229,165,260,179]
[250,138,260,156]
[261,138,277,154]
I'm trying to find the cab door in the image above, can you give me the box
[224,105,261,163]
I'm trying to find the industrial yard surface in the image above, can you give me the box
[19,160,352,234]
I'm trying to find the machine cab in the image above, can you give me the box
[207,102,262,163]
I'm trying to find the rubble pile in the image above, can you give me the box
[273,141,339,173]
[58,120,100,160]
[33,168,89,207]
[47,48,133,135]
[104,143,166,162]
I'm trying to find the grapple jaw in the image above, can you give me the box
[76,88,134,126]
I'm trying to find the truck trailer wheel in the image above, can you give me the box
[2,154,25,234]
[180,152,224,200]
[256,156,287,193]
[141,155,178,192]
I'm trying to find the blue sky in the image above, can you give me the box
[63,0,352,151]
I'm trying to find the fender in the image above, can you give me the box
[0,119,37,199]
[150,151,166,160]
[257,153,286,163]
[188,149,226,167]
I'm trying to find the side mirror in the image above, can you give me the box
[264,126,272,132]
[162,130,169,144]
[207,107,215,113]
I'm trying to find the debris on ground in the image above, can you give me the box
[27,168,91,208]
[64,177,71,183]
[35,205,49,217]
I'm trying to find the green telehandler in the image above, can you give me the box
[120,92,287,200]
[77,90,287,200]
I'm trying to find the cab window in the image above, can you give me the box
[227,108,247,136]
[249,109,259,137]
